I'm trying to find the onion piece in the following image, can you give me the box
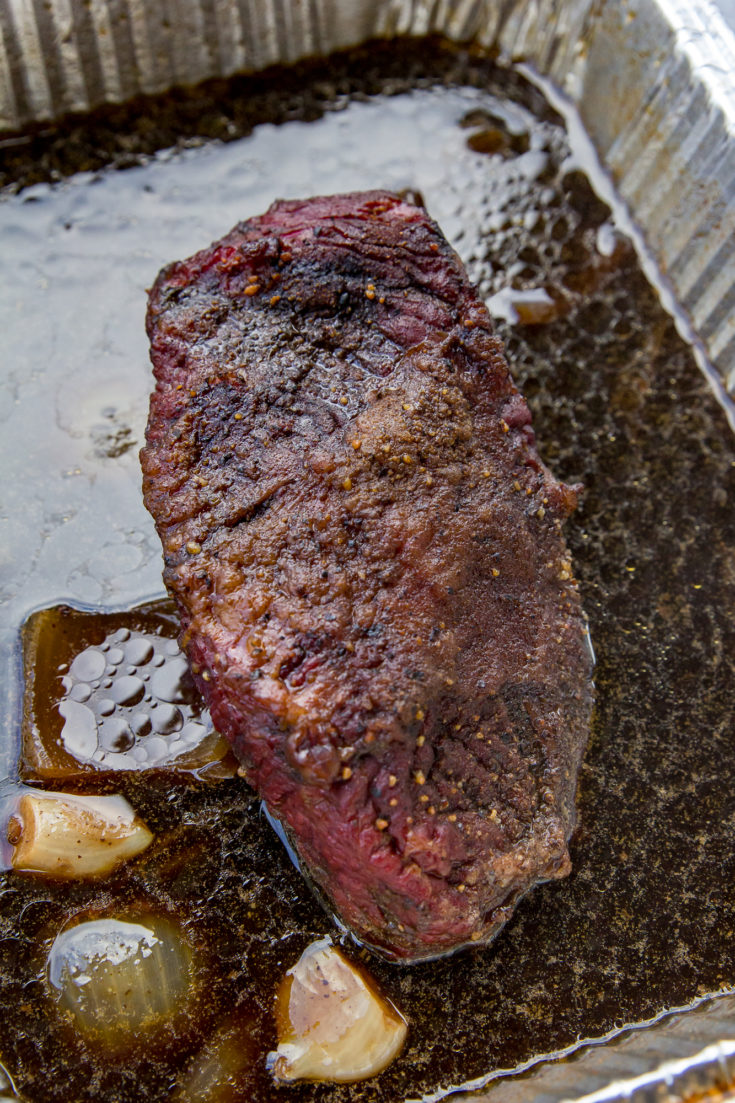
[47,915,194,1048]
[269,938,407,1083]
[8,792,153,878]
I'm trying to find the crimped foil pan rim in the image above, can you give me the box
[1,2,734,1101]
[564,1041,735,1103]
[445,991,735,1103]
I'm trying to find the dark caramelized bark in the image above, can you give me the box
[141,191,593,961]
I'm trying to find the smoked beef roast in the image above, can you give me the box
[141,191,593,962]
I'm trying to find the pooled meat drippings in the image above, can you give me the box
[141,190,593,962]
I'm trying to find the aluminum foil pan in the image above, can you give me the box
[1,3,734,1102]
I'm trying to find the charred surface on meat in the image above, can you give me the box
[141,191,593,961]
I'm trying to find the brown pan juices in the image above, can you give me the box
[0,39,733,1103]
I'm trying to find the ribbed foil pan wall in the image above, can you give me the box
[1,3,734,1101]
[1,0,735,399]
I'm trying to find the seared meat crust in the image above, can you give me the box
[141,191,593,962]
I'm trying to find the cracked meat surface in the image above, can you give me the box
[141,190,593,961]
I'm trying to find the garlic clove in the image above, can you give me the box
[9,792,153,878]
[47,915,195,1048]
[269,937,407,1083]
